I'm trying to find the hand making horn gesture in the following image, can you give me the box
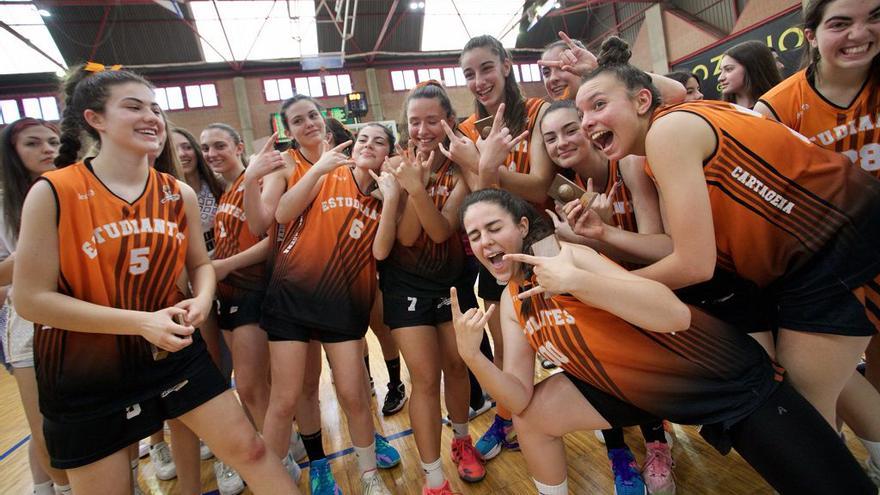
[563,177,617,225]
[450,286,496,361]
[244,132,285,183]
[438,120,480,174]
[313,139,355,175]
[369,165,401,202]
[476,103,529,172]
[504,243,578,299]
[392,147,434,194]
[536,31,598,77]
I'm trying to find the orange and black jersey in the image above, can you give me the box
[573,159,637,233]
[380,158,467,296]
[459,97,546,175]
[214,172,265,297]
[759,69,880,176]
[648,100,880,288]
[35,161,203,421]
[267,148,313,270]
[509,279,781,427]
[263,165,382,334]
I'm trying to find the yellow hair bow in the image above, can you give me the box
[84,61,122,73]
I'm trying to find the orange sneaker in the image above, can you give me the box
[450,435,486,483]
[422,479,457,495]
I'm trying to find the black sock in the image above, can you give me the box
[640,421,667,444]
[301,430,326,461]
[364,355,372,379]
[469,370,485,409]
[385,357,401,386]
[602,427,627,452]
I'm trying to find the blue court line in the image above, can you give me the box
[0,434,30,461]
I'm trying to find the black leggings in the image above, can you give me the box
[728,381,875,495]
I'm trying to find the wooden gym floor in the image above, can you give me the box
[0,331,870,494]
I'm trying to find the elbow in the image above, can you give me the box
[689,259,715,284]
[14,294,38,324]
[669,301,691,332]
[273,211,290,228]
[426,229,453,245]
[247,222,266,237]
[373,245,391,261]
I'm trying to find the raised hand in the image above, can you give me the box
[438,120,480,173]
[140,307,196,352]
[450,286,496,361]
[536,31,598,77]
[546,207,581,243]
[476,103,529,172]
[563,198,608,239]
[314,140,355,174]
[244,132,285,183]
[392,147,433,194]
[583,177,617,224]
[369,167,401,202]
[503,243,577,299]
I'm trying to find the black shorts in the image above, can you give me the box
[675,269,776,334]
[262,313,366,344]
[477,264,507,301]
[561,371,660,428]
[43,355,227,469]
[217,290,264,331]
[384,286,479,330]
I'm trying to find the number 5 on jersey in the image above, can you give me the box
[129,247,150,275]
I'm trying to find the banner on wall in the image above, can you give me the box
[670,7,806,100]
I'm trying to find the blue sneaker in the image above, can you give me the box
[608,448,647,495]
[309,458,342,495]
[475,414,519,460]
[374,433,401,469]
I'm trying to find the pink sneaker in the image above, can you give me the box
[422,480,457,495]
[642,441,675,495]
[450,435,486,483]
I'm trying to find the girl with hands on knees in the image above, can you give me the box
[379,81,482,494]
[14,65,300,495]
[456,188,877,495]
[262,123,401,495]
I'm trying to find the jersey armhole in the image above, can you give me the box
[756,99,781,121]
[36,177,61,228]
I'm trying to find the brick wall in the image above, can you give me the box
[732,0,800,33]
[663,11,722,63]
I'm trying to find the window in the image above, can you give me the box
[513,63,541,84]
[262,74,353,102]
[389,66,469,91]
[0,95,59,124]
[155,83,219,111]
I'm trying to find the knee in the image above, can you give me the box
[410,371,441,397]
[267,391,299,420]
[223,431,269,466]
[236,379,267,407]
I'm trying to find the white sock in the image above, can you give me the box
[451,422,469,439]
[53,484,72,495]
[859,437,880,465]
[534,478,568,495]
[420,457,445,489]
[33,481,53,495]
[353,442,377,475]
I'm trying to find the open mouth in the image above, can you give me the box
[476,86,494,100]
[137,128,158,137]
[486,251,506,270]
[590,130,613,152]
[550,85,567,97]
[841,43,871,57]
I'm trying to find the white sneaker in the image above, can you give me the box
[213,461,245,495]
[290,431,308,462]
[283,451,302,483]
[361,469,392,495]
[200,441,214,460]
[595,430,605,443]
[867,457,880,487]
[138,439,150,458]
[149,441,177,480]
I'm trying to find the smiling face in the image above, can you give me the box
[461,46,510,111]
[14,124,59,178]
[200,127,242,176]
[718,55,746,97]
[464,201,528,283]
[576,73,651,160]
[285,99,326,149]
[407,97,453,155]
[352,125,391,171]
[541,106,592,169]
[540,46,582,100]
[808,0,880,72]
[172,131,197,175]
[84,82,164,156]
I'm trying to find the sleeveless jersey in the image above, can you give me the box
[647,100,880,288]
[509,279,780,427]
[758,69,880,176]
[267,149,313,271]
[380,158,467,296]
[197,180,218,255]
[35,161,202,421]
[263,166,382,334]
[213,172,265,298]
[459,97,545,174]
[574,159,637,233]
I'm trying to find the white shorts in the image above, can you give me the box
[2,298,35,367]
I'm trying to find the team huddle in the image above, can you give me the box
[2,0,880,494]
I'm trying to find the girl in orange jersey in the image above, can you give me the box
[0,118,71,495]
[453,34,553,460]
[453,188,875,495]
[262,124,401,495]
[573,37,880,482]
[756,1,880,446]
[12,66,299,494]
[380,81,482,494]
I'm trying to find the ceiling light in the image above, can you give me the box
[37,9,51,17]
